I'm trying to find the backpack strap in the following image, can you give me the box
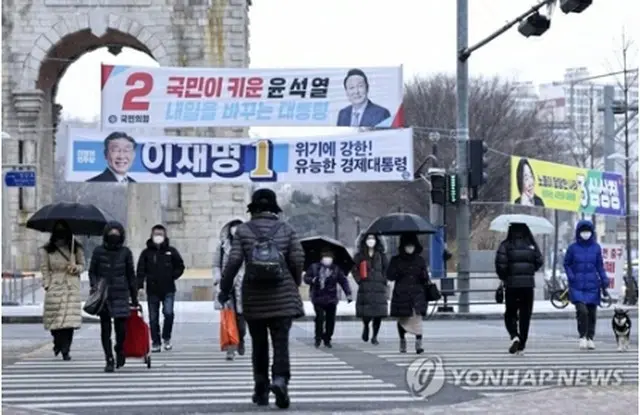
[266,222,283,239]
[246,221,283,239]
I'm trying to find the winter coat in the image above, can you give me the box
[564,220,609,305]
[213,219,245,313]
[136,237,185,297]
[88,221,138,318]
[387,235,429,318]
[495,223,543,289]
[352,235,389,318]
[219,212,305,320]
[304,262,352,306]
[40,242,84,331]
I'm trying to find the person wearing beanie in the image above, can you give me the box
[218,188,305,409]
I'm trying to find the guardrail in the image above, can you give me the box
[2,272,38,305]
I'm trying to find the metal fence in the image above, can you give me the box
[2,272,38,305]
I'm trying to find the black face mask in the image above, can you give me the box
[54,228,70,240]
[106,233,120,245]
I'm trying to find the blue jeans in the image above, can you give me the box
[148,293,175,346]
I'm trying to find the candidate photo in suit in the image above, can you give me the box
[87,132,137,183]
[336,68,391,127]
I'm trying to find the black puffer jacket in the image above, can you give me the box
[495,223,543,289]
[89,221,137,318]
[387,234,429,317]
[352,234,389,318]
[220,212,305,320]
[136,237,185,297]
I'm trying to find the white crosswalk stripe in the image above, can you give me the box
[352,337,638,397]
[2,339,417,410]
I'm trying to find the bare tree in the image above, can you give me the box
[340,74,565,250]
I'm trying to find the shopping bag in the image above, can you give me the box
[220,307,240,351]
[359,260,368,279]
[123,307,151,358]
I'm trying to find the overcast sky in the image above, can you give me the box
[57,0,638,139]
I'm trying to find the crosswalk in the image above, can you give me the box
[352,336,639,398]
[2,338,418,411]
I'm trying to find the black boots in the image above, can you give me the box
[104,357,115,373]
[270,376,290,409]
[116,353,126,368]
[252,382,269,406]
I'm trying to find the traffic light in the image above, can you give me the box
[428,168,446,206]
[446,173,459,205]
[517,12,550,37]
[560,0,592,13]
[468,139,489,188]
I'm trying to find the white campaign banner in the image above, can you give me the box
[100,64,404,128]
[66,127,414,184]
[600,243,625,299]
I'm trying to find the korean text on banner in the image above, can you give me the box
[66,128,414,184]
[100,65,404,128]
[600,244,625,299]
[509,156,625,216]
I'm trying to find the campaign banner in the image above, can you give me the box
[510,156,625,216]
[601,243,625,299]
[66,128,414,184]
[100,65,404,128]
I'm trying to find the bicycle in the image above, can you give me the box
[549,285,612,309]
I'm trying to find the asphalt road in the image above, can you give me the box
[2,317,637,415]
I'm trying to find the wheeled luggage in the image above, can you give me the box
[123,306,152,368]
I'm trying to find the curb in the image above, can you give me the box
[3,308,635,324]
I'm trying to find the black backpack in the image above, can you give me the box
[245,222,285,282]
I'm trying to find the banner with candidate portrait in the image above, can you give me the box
[66,128,414,184]
[100,64,404,128]
[509,156,625,216]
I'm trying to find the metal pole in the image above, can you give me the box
[589,85,596,228]
[602,85,616,243]
[456,0,471,313]
[622,64,633,298]
[333,190,339,240]
[551,209,559,290]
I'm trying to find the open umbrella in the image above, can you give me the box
[26,202,115,236]
[489,214,554,235]
[365,213,437,236]
[299,236,355,275]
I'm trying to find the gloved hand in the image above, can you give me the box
[217,291,230,306]
[602,288,610,297]
[346,296,353,303]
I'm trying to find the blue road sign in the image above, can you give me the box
[4,170,36,187]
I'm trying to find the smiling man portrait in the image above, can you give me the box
[87,132,137,183]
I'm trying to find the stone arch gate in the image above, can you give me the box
[2,0,251,272]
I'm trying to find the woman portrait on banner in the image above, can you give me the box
[40,221,85,361]
[513,158,545,207]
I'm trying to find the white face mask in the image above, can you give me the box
[230,226,237,236]
[152,235,164,244]
[404,245,415,255]
[366,239,376,248]
[580,231,592,241]
[321,256,333,266]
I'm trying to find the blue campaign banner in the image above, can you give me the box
[66,127,414,184]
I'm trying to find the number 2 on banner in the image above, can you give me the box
[250,140,275,180]
[122,72,153,111]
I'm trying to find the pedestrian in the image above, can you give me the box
[136,224,185,352]
[89,221,139,372]
[563,219,609,350]
[217,188,305,409]
[304,247,353,348]
[40,220,84,361]
[352,233,389,345]
[495,222,543,355]
[213,218,247,360]
[387,233,428,354]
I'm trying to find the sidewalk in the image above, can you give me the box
[3,300,636,324]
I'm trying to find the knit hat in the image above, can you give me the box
[247,188,282,213]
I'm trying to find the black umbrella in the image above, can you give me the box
[365,213,437,236]
[299,236,355,275]
[26,202,115,236]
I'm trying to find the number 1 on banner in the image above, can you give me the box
[250,140,275,181]
[122,72,153,111]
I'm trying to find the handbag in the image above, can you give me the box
[83,278,109,316]
[425,281,441,302]
[220,307,240,351]
[495,282,504,304]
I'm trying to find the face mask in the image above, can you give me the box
[404,245,415,255]
[230,226,237,236]
[152,235,164,244]
[321,256,333,266]
[580,231,592,240]
[106,233,120,245]
[366,239,376,248]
